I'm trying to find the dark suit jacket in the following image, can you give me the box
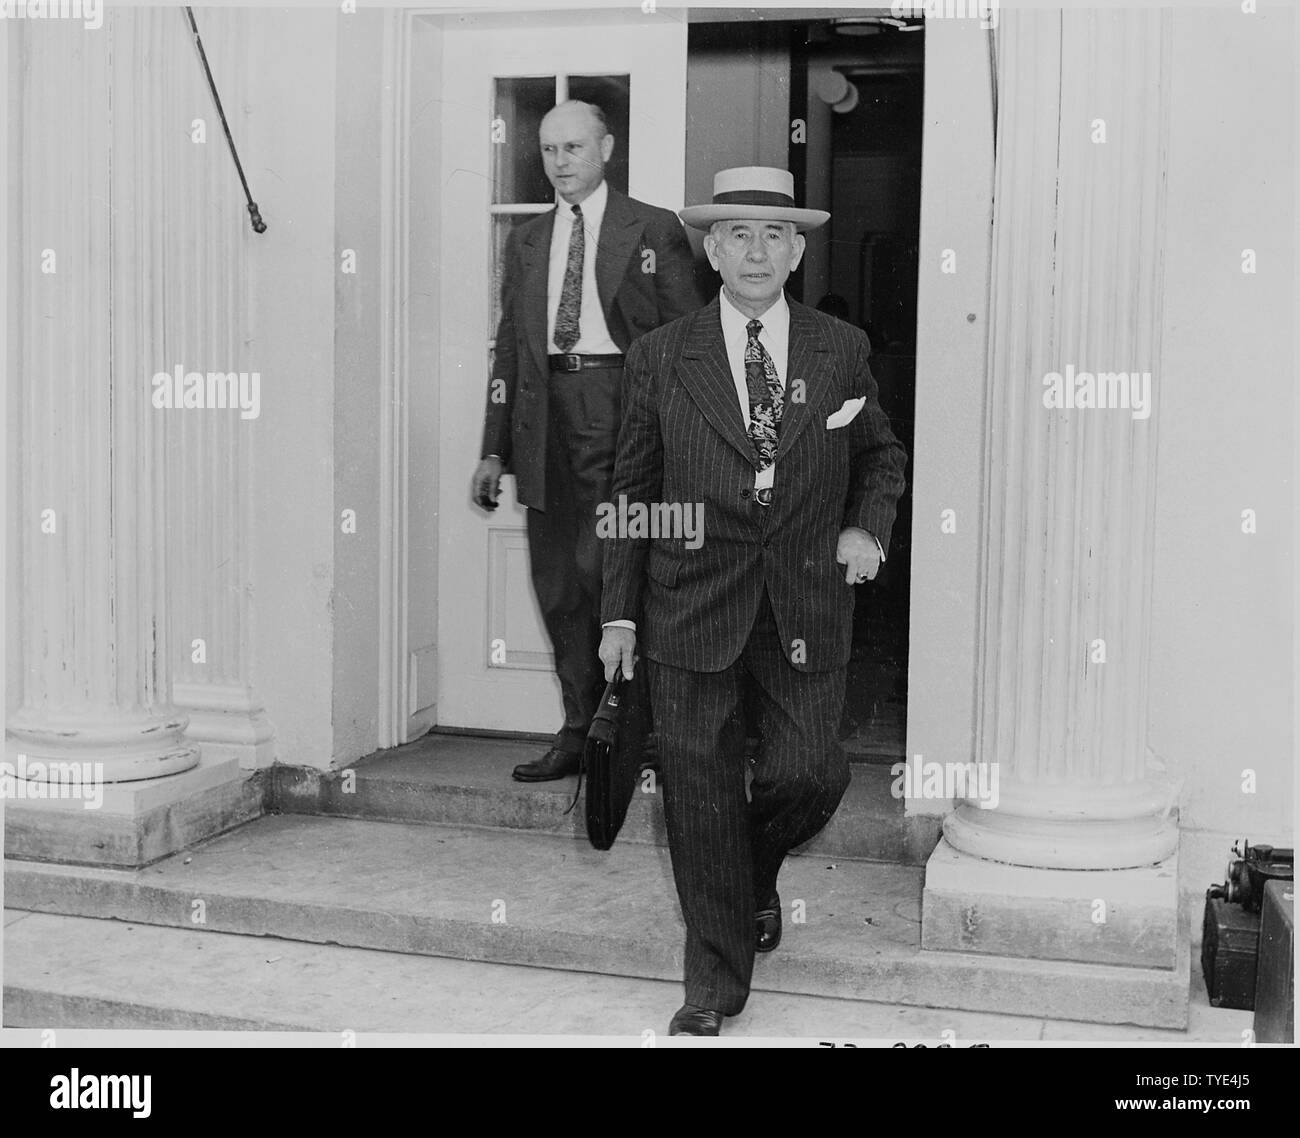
[479,186,701,510]
[600,295,908,673]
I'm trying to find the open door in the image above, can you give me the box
[435,11,688,733]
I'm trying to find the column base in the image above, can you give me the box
[2,753,264,868]
[922,837,1179,969]
[175,682,276,771]
[942,783,1181,870]
[7,708,200,783]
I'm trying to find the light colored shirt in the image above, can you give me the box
[546,178,620,355]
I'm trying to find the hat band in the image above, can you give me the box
[711,189,797,208]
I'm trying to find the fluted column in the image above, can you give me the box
[943,6,1177,870]
[6,11,198,783]
[165,8,273,769]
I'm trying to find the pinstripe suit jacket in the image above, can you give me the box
[600,294,908,673]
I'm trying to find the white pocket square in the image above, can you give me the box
[825,396,866,429]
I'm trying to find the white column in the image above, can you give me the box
[165,8,273,769]
[943,7,1178,870]
[6,10,199,783]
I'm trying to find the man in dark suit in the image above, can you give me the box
[599,167,908,1035]
[473,100,700,782]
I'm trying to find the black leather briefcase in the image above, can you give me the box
[1202,893,1261,1010]
[582,670,652,851]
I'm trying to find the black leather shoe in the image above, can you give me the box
[511,747,580,783]
[668,1004,724,1036]
[755,892,782,953]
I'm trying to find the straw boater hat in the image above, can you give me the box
[679,166,830,232]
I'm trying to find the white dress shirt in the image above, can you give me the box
[546,179,620,355]
[719,287,787,493]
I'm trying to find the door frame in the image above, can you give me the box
[377,5,439,749]
[377,7,407,749]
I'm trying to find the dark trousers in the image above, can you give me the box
[525,366,621,755]
[647,590,850,1015]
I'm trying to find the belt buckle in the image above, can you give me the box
[754,487,773,507]
[561,353,581,372]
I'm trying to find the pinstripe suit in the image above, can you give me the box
[601,294,908,1012]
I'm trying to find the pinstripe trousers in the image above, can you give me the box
[647,588,851,1015]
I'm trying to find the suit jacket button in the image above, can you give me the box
[740,488,750,499]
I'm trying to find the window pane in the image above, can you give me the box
[492,77,558,204]
[566,74,630,195]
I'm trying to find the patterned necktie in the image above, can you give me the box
[553,202,584,352]
[745,318,783,469]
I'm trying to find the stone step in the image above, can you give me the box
[4,813,1190,1027]
[7,909,1241,1041]
[0,911,1048,1039]
[273,732,941,865]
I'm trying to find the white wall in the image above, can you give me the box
[1152,4,1295,897]
[2,20,14,792]
[405,14,447,737]
[3,23,17,737]
[246,9,339,771]
[332,10,386,762]
[905,17,994,815]
[685,25,791,264]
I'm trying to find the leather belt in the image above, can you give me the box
[548,353,625,372]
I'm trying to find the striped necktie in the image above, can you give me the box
[553,202,584,352]
[745,318,783,469]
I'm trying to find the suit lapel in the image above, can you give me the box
[679,299,757,468]
[774,300,830,462]
[521,210,555,378]
[594,188,640,330]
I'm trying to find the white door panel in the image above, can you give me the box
[436,13,687,732]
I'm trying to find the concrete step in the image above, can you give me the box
[5,813,1190,1027]
[274,732,941,865]
[6,909,1244,1041]
[0,910,1019,1038]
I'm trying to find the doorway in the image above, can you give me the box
[417,9,921,760]
[684,16,922,762]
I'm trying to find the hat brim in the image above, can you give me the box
[679,204,830,232]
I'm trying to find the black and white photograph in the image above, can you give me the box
[0,0,1295,1087]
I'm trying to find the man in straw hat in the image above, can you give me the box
[599,166,908,1035]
